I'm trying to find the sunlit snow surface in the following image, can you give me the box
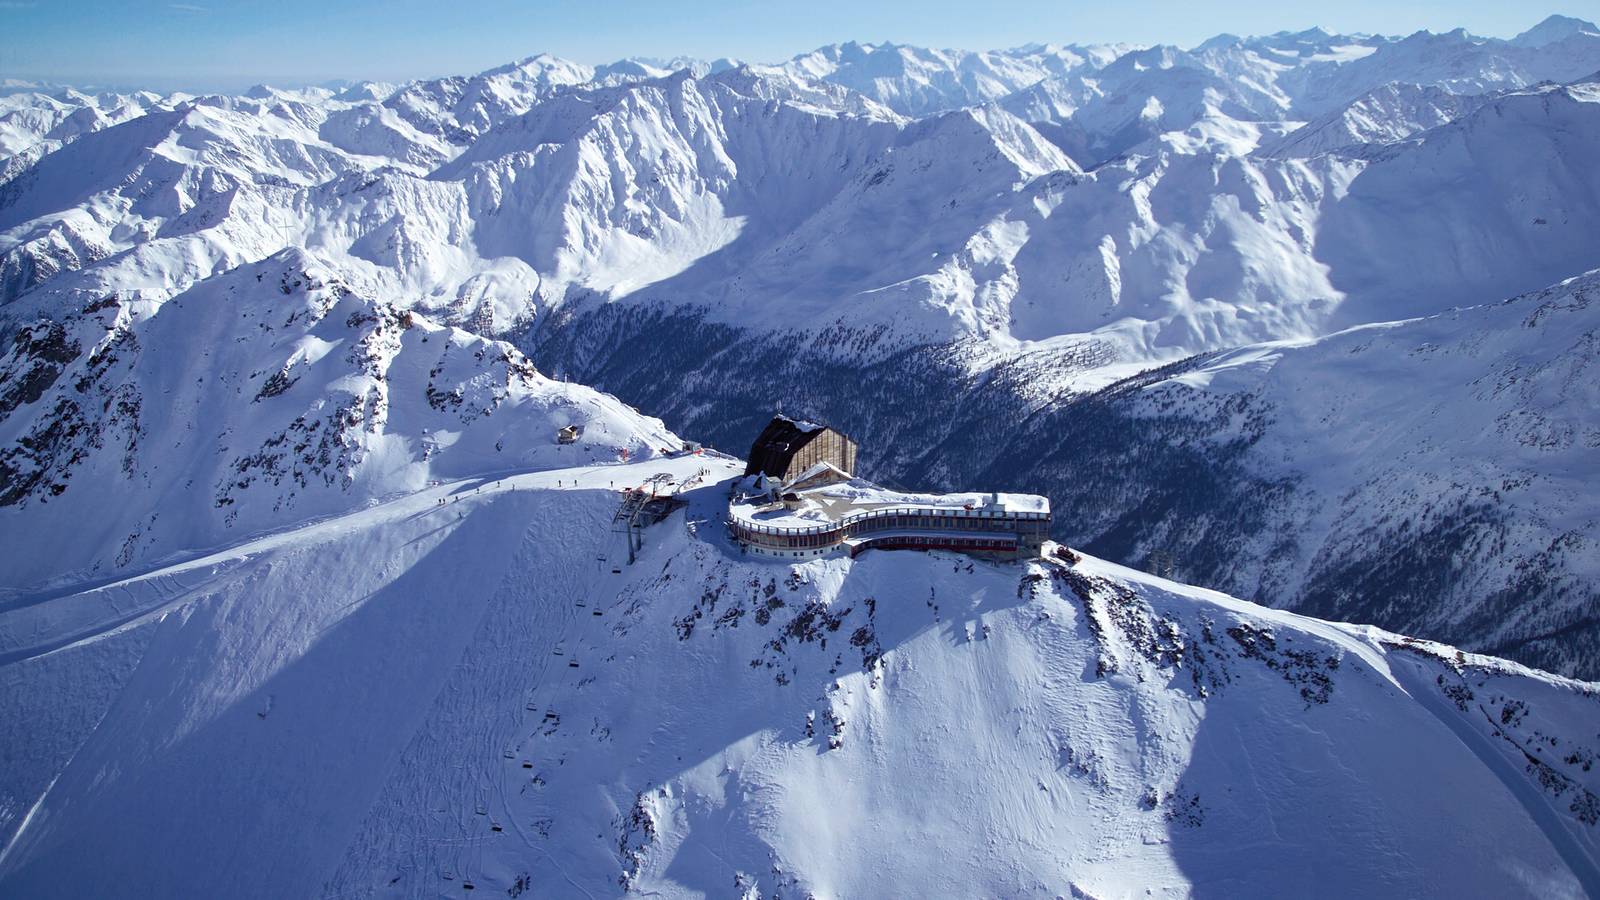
[4,29,1600,362]
[2,20,1600,897]
[0,454,1596,897]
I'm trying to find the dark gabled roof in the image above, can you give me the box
[745,415,840,477]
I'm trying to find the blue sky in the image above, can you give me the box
[3,0,1598,91]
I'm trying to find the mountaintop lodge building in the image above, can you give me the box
[731,415,1050,561]
[743,416,858,483]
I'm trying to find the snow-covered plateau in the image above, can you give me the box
[1,13,1600,895]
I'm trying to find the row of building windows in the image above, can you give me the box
[733,523,1030,552]
[866,536,1015,551]
[747,536,1017,559]
[734,511,1045,546]
[848,514,1046,535]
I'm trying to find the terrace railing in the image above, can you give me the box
[730,503,1050,549]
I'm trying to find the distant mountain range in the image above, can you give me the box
[2,15,1600,896]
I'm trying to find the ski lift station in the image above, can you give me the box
[729,415,1051,561]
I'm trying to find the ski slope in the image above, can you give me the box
[1,454,1595,898]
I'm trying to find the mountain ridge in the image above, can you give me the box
[1,20,1599,892]
[0,451,1595,896]
[1,14,1597,678]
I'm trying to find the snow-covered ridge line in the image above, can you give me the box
[4,19,1599,361]
[0,450,1596,896]
[0,248,679,590]
[0,13,1596,897]
[0,10,1593,808]
[989,267,1600,678]
[525,264,1600,682]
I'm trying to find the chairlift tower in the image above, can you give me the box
[1147,548,1177,580]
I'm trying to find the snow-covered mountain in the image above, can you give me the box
[0,16,1597,678]
[1281,24,1600,117]
[766,40,1132,117]
[0,249,674,590]
[964,270,1600,679]
[0,86,177,188]
[8,53,1599,355]
[533,267,1600,680]
[1258,81,1489,158]
[382,54,600,146]
[1001,21,1600,163]
[1,19,1599,892]
[1512,14,1600,47]
[2,449,1598,897]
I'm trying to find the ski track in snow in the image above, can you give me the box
[0,458,694,666]
[0,453,1596,897]
[1388,652,1600,897]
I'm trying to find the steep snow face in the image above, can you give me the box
[0,93,405,306]
[0,458,1595,898]
[999,25,1600,162]
[1260,81,1490,157]
[438,69,911,311]
[493,62,1596,355]
[0,98,354,232]
[979,270,1600,679]
[999,149,1347,348]
[1317,80,1600,329]
[655,102,1077,346]
[317,102,455,171]
[1001,42,1295,165]
[1002,75,1600,351]
[381,53,599,145]
[10,61,1597,368]
[0,68,918,337]
[1006,65,1267,167]
[0,87,172,173]
[0,248,675,590]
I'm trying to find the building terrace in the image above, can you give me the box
[728,417,1051,561]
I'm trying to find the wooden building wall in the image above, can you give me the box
[783,428,857,480]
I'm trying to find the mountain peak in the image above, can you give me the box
[1195,32,1244,51]
[1276,25,1332,40]
[1512,13,1600,47]
[477,53,592,83]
